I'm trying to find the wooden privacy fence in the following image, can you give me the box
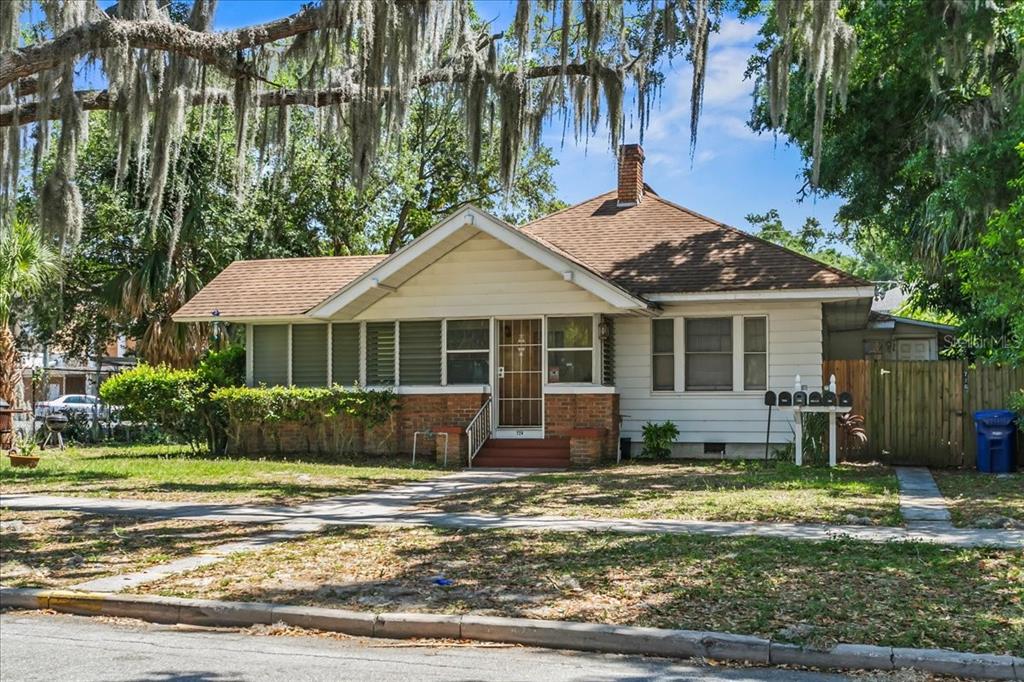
[823,359,1024,468]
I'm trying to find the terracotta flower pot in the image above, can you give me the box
[8,454,41,469]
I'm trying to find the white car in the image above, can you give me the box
[34,394,111,420]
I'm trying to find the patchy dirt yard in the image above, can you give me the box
[0,509,262,588]
[423,461,902,526]
[136,526,1022,655]
[933,471,1024,529]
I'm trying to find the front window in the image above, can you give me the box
[446,319,489,384]
[547,316,593,383]
[365,322,396,385]
[652,318,675,391]
[743,317,767,390]
[684,317,732,391]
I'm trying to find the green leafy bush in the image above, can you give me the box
[99,364,208,449]
[99,345,246,453]
[640,421,679,458]
[210,386,399,455]
[1010,389,1024,419]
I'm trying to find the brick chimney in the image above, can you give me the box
[616,144,644,207]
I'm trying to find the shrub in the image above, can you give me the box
[640,420,679,458]
[1010,388,1024,419]
[99,364,209,450]
[99,345,246,453]
[210,385,399,455]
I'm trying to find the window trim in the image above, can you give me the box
[444,317,491,386]
[741,315,769,392]
[683,316,734,392]
[545,315,596,385]
[651,317,675,392]
[649,314,771,396]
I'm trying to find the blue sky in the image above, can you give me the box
[201,1,843,234]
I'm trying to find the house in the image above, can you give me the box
[824,287,958,361]
[174,145,875,466]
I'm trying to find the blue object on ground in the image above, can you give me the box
[973,410,1018,473]
[432,577,453,586]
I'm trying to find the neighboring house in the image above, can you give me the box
[824,287,958,361]
[19,337,136,405]
[174,145,875,465]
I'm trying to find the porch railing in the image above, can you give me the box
[466,397,492,468]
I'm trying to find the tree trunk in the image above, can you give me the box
[0,324,22,406]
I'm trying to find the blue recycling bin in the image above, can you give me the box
[973,410,1018,473]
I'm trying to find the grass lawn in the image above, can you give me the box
[425,460,902,526]
[0,509,263,588]
[933,470,1024,529]
[0,444,442,504]
[136,526,1024,655]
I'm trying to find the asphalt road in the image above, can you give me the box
[0,612,851,682]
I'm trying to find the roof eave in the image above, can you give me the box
[645,286,876,302]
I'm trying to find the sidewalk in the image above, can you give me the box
[4,491,1021,548]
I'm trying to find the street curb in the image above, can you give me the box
[1,588,1020,680]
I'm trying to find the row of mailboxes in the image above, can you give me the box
[763,390,852,408]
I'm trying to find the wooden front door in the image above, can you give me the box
[497,319,543,428]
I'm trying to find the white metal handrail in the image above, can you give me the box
[466,397,492,468]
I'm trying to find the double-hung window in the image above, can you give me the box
[547,316,593,383]
[684,318,733,391]
[653,316,768,392]
[743,317,767,390]
[652,318,675,391]
[446,319,489,384]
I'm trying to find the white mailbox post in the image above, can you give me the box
[787,374,852,468]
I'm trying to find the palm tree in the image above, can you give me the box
[0,220,61,406]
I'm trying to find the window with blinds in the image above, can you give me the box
[601,316,615,386]
[331,323,360,386]
[399,321,441,385]
[365,322,396,385]
[291,325,327,387]
[252,325,288,386]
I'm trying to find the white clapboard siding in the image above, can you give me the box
[616,301,823,444]
[356,233,618,320]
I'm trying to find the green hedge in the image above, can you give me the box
[99,346,246,453]
[209,385,397,427]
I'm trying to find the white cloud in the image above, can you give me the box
[713,18,762,47]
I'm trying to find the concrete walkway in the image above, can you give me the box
[4,493,1021,551]
[895,467,954,531]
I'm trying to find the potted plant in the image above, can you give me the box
[8,435,41,468]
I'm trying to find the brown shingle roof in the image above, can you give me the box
[173,255,386,320]
[522,190,869,295]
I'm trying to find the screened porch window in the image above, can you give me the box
[365,322,396,385]
[684,318,732,391]
[547,316,593,383]
[399,321,442,385]
[446,319,489,384]
[652,318,674,391]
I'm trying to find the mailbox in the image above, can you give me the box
[822,390,837,406]
[838,392,853,407]
[808,391,822,406]
[793,391,807,406]
[777,391,793,407]
[763,391,777,406]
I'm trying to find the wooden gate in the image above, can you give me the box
[823,359,1023,467]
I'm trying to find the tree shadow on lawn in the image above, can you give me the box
[0,513,260,588]
[156,526,1022,656]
